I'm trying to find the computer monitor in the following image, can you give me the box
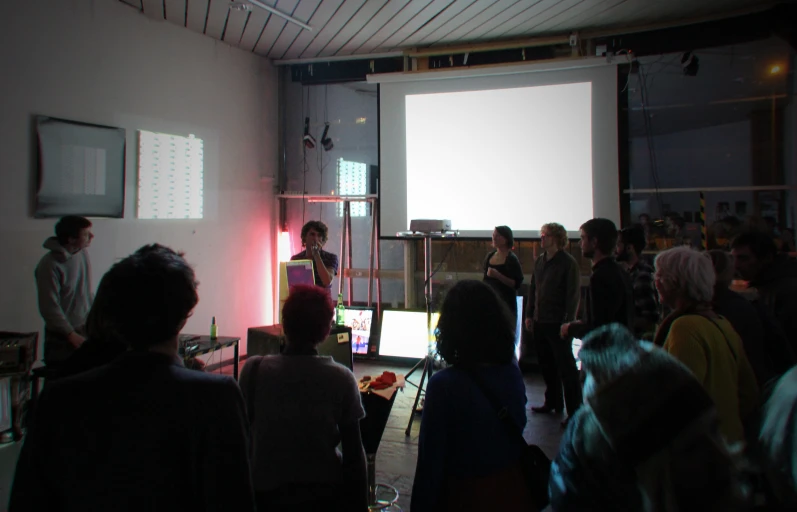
[378,309,440,359]
[340,306,377,355]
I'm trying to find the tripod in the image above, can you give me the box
[404,231,450,437]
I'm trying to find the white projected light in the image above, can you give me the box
[337,158,367,217]
[379,310,439,359]
[406,83,592,233]
[138,131,204,219]
[375,59,620,239]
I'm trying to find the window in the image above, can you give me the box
[336,158,368,217]
[137,130,204,219]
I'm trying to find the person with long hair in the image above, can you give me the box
[483,225,524,325]
[412,280,533,511]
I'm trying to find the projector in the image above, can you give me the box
[409,219,452,233]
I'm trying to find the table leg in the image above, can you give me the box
[233,341,239,381]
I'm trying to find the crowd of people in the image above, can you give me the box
[9,214,797,510]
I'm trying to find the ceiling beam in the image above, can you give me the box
[141,0,165,20]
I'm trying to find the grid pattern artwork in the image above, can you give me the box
[336,158,367,217]
[137,131,204,219]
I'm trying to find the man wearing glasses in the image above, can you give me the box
[525,223,582,425]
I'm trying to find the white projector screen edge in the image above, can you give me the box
[377,61,620,239]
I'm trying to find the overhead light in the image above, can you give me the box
[229,2,252,11]
[321,123,333,151]
[248,0,312,31]
[303,117,316,150]
[681,51,699,76]
[770,64,783,75]
[355,117,366,124]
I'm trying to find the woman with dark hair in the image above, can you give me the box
[239,284,367,511]
[483,225,524,325]
[411,280,532,511]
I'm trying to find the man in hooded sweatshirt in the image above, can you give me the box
[34,215,94,366]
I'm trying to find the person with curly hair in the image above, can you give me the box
[291,220,339,293]
[412,280,533,511]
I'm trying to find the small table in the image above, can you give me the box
[179,335,241,380]
[359,375,405,510]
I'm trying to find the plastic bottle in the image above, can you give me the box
[336,294,346,326]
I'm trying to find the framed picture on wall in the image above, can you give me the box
[34,115,126,218]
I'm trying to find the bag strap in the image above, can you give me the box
[463,367,526,446]
[697,314,738,362]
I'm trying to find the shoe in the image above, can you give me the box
[530,404,562,414]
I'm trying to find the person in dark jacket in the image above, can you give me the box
[732,231,797,355]
[561,218,634,342]
[616,225,659,340]
[10,244,255,512]
[55,246,205,380]
[412,281,533,511]
[759,366,797,508]
[525,222,581,421]
[708,249,775,387]
[483,225,524,326]
[550,324,749,512]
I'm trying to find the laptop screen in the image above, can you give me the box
[285,260,315,288]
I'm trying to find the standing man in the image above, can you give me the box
[35,215,94,366]
[616,225,659,340]
[11,244,255,512]
[291,220,339,293]
[525,223,582,423]
[562,218,634,345]
[731,230,797,354]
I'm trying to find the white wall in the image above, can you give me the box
[0,0,278,356]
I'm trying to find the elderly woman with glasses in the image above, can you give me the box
[652,246,759,444]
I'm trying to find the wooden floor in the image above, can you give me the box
[221,358,565,511]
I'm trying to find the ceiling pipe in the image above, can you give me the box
[247,0,312,32]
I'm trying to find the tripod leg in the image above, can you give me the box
[405,356,429,436]
[403,356,426,385]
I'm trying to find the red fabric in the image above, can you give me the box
[366,371,397,390]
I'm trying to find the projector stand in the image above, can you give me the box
[405,233,436,437]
